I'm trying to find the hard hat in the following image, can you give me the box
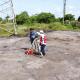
[40,30,44,34]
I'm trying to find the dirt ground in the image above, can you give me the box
[0,31,80,80]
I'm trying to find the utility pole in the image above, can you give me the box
[63,0,66,24]
[10,0,17,35]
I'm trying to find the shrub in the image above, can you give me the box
[48,22,68,30]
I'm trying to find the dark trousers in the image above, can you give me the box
[30,38,34,44]
[40,44,46,56]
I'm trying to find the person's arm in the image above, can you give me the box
[37,32,40,36]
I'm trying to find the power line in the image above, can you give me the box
[0,7,11,13]
[0,0,17,35]
[0,0,12,16]
[10,0,17,34]
[0,0,10,6]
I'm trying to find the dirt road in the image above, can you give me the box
[0,31,80,80]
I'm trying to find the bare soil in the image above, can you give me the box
[0,31,80,80]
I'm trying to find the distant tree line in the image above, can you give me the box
[15,11,80,27]
[15,11,55,25]
[0,11,80,27]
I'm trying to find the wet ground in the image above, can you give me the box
[0,31,80,80]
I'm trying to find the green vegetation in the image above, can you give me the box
[78,16,80,22]
[0,11,80,37]
[16,11,29,25]
[64,14,75,21]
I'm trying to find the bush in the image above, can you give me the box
[48,22,68,30]
[70,21,80,29]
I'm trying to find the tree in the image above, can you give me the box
[5,15,10,22]
[36,12,55,23]
[16,11,29,24]
[78,16,80,22]
[56,17,63,22]
[0,17,2,22]
[30,14,37,23]
[64,14,75,21]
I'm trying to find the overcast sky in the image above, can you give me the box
[0,0,80,19]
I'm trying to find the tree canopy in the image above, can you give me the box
[16,11,29,25]
[78,16,80,22]
[0,17,2,22]
[64,14,75,21]
[0,11,79,25]
[36,12,55,23]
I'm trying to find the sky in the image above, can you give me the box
[0,0,80,19]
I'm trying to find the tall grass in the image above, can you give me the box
[0,22,80,37]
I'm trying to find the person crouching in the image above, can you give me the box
[39,30,47,56]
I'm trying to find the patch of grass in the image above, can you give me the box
[48,22,68,30]
[0,23,14,37]
[0,22,80,37]
[64,24,73,30]
[0,30,11,37]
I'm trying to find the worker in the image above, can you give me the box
[39,30,47,56]
[29,28,37,48]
